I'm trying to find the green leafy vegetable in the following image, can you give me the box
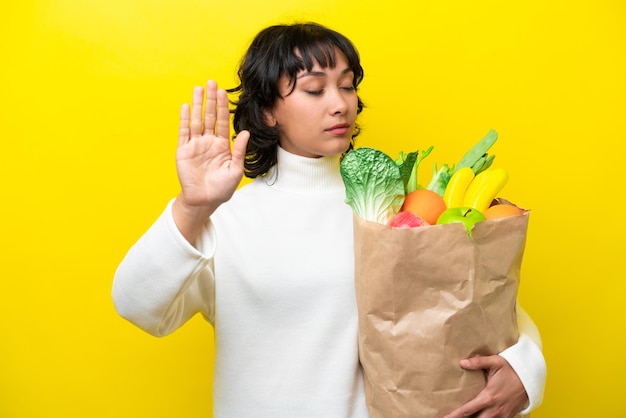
[426,163,454,197]
[396,151,417,194]
[340,148,405,224]
[395,145,434,194]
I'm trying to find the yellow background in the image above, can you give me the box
[1,0,624,417]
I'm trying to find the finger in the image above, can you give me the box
[442,392,490,418]
[231,130,250,168]
[215,88,230,139]
[179,103,191,146]
[460,355,501,371]
[204,80,218,136]
[190,86,204,137]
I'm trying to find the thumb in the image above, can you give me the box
[231,130,250,167]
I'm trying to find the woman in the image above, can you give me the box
[112,22,545,417]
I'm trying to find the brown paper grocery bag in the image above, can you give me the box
[353,212,530,418]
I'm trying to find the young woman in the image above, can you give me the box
[112,22,546,418]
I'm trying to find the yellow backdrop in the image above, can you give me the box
[2,0,624,417]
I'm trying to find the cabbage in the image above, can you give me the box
[340,148,406,224]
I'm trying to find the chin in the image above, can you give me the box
[326,139,352,156]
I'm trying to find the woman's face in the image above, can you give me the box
[266,50,358,158]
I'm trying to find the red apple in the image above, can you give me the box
[388,211,429,228]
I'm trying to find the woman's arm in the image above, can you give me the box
[498,304,546,413]
[112,81,249,335]
[112,200,217,336]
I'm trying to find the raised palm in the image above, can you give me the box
[176,80,250,209]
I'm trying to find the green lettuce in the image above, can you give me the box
[340,148,405,224]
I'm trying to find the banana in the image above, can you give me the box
[443,167,475,208]
[462,168,509,213]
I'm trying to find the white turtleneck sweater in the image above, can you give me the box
[112,147,545,417]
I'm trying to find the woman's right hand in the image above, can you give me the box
[172,80,250,243]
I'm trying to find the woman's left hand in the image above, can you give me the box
[443,355,528,418]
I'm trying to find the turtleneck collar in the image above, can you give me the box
[260,146,345,193]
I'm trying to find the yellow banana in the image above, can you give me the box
[462,168,509,213]
[461,170,491,208]
[443,167,475,208]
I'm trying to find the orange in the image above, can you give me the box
[401,189,447,225]
[484,203,524,220]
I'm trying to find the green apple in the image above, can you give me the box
[436,207,486,236]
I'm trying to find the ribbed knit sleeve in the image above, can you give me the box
[500,304,547,414]
[112,200,217,337]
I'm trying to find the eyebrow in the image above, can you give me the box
[297,67,354,79]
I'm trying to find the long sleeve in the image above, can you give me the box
[499,303,547,414]
[112,200,217,337]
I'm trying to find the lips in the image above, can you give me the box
[326,123,351,135]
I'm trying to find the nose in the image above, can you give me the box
[329,87,349,115]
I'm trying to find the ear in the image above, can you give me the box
[262,109,277,127]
